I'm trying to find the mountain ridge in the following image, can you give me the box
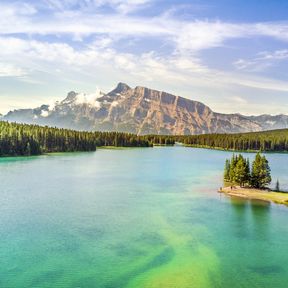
[3,82,288,135]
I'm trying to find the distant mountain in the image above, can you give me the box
[246,114,288,131]
[3,83,288,135]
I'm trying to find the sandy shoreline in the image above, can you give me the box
[219,186,288,206]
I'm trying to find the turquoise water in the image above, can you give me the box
[0,147,288,287]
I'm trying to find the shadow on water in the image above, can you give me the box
[250,199,271,241]
[246,200,282,278]
[229,197,250,240]
[229,197,284,280]
[229,197,271,241]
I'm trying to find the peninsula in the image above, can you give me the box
[219,186,288,206]
[220,153,288,206]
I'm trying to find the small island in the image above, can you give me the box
[219,153,288,206]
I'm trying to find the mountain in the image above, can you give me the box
[3,83,288,135]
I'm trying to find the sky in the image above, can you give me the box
[0,0,288,115]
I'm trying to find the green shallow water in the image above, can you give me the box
[0,147,288,287]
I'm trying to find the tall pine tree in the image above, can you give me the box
[234,155,249,187]
[250,153,271,188]
[224,159,230,182]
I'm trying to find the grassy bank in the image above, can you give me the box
[219,186,288,206]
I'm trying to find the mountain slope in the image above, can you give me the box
[4,83,288,135]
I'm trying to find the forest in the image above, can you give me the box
[2,120,288,157]
[177,129,288,152]
[0,121,157,156]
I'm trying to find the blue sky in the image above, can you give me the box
[0,0,288,115]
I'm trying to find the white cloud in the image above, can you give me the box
[44,0,152,13]
[91,37,114,49]
[259,49,288,60]
[255,22,288,42]
[234,49,288,71]
[231,96,248,105]
[0,2,288,55]
[1,1,288,115]
[233,58,272,72]
[103,0,152,14]
[1,36,288,94]
[0,63,26,77]
[174,21,242,52]
[0,2,37,16]
[229,75,288,92]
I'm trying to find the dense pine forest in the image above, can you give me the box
[143,135,175,146]
[2,121,288,157]
[178,129,288,152]
[0,121,154,156]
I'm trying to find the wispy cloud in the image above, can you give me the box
[0,1,288,115]
[1,36,288,94]
[0,63,26,77]
[1,2,288,53]
[44,0,152,14]
[258,49,288,60]
[234,49,288,71]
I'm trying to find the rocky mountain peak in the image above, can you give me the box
[108,82,131,96]
[3,82,288,135]
[62,91,78,104]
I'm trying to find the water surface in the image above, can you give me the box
[0,147,287,287]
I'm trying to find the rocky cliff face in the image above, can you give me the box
[4,83,288,135]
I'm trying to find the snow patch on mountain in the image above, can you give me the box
[265,120,276,125]
[41,110,49,117]
[4,82,288,135]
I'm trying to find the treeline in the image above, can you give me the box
[0,122,159,156]
[224,153,271,188]
[144,135,175,145]
[177,129,288,152]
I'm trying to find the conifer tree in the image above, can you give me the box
[179,129,288,152]
[275,179,280,191]
[0,121,159,157]
[229,154,236,183]
[244,158,250,185]
[250,153,271,189]
[224,159,230,182]
[223,153,272,189]
[234,155,247,187]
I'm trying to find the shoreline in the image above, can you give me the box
[0,146,151,158]
[219,186,288,206]
[184,144,288,154]
[2,144,288,158]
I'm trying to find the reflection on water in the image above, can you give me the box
[251,200,270,241]
[227,196,285,286]
[230,197,271,240]
[230,197,249,240]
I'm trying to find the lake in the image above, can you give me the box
[0,147,288,288]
